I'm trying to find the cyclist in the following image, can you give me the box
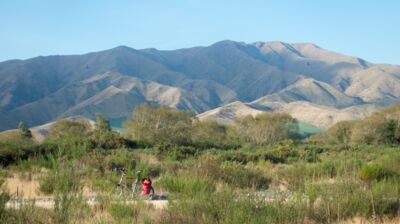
[141,176,153,196]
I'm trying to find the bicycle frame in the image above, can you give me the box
[114,168,153,199]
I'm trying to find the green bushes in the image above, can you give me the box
[52,162,84,224]
[359,164,386,182]
[234,112,299,146]
[124,104,299,149]
[159,190,307,224]
[165,146,200,161]
[0,193,10,222]
[314,104,400,145]
[359,156,400,183]
[305,181,370,222]
[0,138,36,166]
[218,162,270,189]
[0,175,10,222]
[372,178,400,217]
[108,203,141,223]
[125,104,193,146]
[158,173,213,197]
[39,172,56,194]
[191,120,236,149]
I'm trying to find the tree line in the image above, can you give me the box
[124,104,299,148]
[312,104,400,145]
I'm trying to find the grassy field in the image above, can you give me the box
[0,107,399,223]
[1,139,399,223]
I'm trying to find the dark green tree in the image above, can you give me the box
[382,119,398,144]
[94,113,111,133]
[18,121,32,138]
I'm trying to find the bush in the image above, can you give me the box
[0,138,36,166]
[234,112,299,146]
[196,155,270,190]
[39,172,56,194]
[46,119,92,141]
[0,192,10,221]
[191,120,233,149]
[219,162,270,189]
[108,203,141,223]
[166,146,199,161]
[305,181,370,222]
[158,173,214,197]
[159,190,307,224]
[359,164,385,183]
[373,178,400,217]
[125,104,193,146]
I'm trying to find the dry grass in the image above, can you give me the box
[4,173,43,199]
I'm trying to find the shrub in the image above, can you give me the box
[158,173,214,197]
[108,203,141,223]
[219,162,270,189]
[196,155,270,190]
[39,172,56,194]
[234,112,299,145]
[0,138,36,166]
[159,190,307,224]
[372,178,400,217]
[46,119,92,141]
[166,146,199,161]
[191,120,232,149]
[359,164,385,183]
[305,181,370,222]
[0,194,10,222]
[124,104,193,146]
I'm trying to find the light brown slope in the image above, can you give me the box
[253,78,363,108]
[196,101,266,124]
[197,100,378,128]
[345,65,400,103]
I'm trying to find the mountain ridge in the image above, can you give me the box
[1,40,399,130]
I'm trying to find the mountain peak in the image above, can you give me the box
[0,40,399,130]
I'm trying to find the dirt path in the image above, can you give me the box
[6,197,169,209]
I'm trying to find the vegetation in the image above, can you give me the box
[312,104,400,145]
[18,121,32,139]
[0,104,399,223]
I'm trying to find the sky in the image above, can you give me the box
[0,0,399,64]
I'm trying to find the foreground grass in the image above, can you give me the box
[1,141,399,223]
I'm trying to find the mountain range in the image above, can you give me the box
[1,40,400,130]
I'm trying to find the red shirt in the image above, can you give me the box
[141,178,152,195]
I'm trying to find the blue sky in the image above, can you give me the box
[1,0,399,64]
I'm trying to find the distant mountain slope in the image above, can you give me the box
[196,101,266,124]
[10,72,210,127]
[197,100,378,128]
[253,78,363,108]
[1,40,399,130]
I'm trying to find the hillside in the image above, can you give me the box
[1,40,400,130]
[197,100,378,128]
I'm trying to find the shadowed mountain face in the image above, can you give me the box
[1,40,400,130]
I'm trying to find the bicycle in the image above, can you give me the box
[114,167,154,200]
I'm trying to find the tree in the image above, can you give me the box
[124,104,193,146]
[47,119,92,140]
[18,121,32,138]
[191,120,230,148]
[382,119,398,144]
[330,121,353,144]
[94,113,111,133]
[234,112,299,145]
[92,114,127,149]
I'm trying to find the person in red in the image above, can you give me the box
[141,176,153,196]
